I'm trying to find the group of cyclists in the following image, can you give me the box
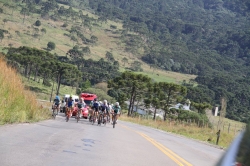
[52,95,121,125]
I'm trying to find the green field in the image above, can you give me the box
[0,1,196,84]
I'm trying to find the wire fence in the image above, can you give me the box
[135,114,246,135]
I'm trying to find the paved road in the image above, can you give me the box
[0,113,224,166]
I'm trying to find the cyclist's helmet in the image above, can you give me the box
[56,96,59,100]
[115,102,119,106]
[104,100,107,104]
[94,98,97,101]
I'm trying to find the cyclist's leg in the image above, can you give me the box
[56,104,59,115]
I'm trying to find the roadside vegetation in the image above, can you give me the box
[120,115,238,148]
[0,56,50,125]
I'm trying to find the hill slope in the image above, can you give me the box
[0,1,195,84]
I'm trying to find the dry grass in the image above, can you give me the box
[0,56,51,124]
[120,115,237,148]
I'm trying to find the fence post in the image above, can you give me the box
[216,130,221,145]
[234,124,237,135]
[228,123,230,133]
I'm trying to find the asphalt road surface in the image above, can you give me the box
[0,113,224,166]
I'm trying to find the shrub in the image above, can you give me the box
[47,42,56,50]
[35,20,41,26]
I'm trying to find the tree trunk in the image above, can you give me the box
[50,79,55,102]
[164,110,167,121]
[56,74,62,95]
[164,90,172,121]
[128,87,135,116]
[25,64,28,77]
[33,65,38,81]
[153,107,157,120]
[130,92,137,116]
[28,64,32,81]
[42,72,46,85]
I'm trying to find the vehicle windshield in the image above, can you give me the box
[84,100,92,105]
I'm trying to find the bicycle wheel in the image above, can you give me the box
[103,115,106,126]
[77,114,79,123]
[113,114,116,128]
[92,115,95,125]
[52,109,56,119]
[66,112,69,122]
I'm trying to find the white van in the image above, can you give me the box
[64,94,79,102]
[60,94,79,112]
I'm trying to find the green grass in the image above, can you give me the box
[0,1,196,84]
[22,77,77,101]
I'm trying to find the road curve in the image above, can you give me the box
[0,113,224,166]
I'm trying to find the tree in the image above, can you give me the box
[41,28,46,36]
[3,19,8,27]
[47,42,56,51]
[191,102,212,114]
[108,71,152,116]
[20,7,29,24]
[35,20,41,26]
[90,35,98,43]
[70,36,77,46]
[157,82,187,121]
[105,51,114,62]
[9,4,16,15]
[82,46,90,55]
[131,61,142,71]
[82,80,91,90]
[54,62,79,95]
[121,57,128,66]
[145,82,162,120]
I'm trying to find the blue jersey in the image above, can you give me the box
[68,99,74,107]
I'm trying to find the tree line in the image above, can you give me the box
[108,71,211,123]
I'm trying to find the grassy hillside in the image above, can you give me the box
[0,1,196,84]
[22,77,77,101]
[0,56,50,124]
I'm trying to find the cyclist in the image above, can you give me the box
[112,102,121,124]
[91,98,99,121]
[99,100,109,124]
[77,98,85,120]
[66,95,74,121]
[53,95,60,115]
[107,103,112,123]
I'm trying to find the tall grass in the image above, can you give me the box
[120,115,237,148]
[0,57,50,124]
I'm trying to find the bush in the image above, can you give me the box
[35,20,41,26]
[62,23,68,27]
[169,108,211,127]
[47,42,56,50]
[110,25,117,29]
